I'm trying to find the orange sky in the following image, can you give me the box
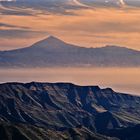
[0,7,140,50]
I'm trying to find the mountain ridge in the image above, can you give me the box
[0,81,140,140]
[1,36,139,52]
[0,36,140,67]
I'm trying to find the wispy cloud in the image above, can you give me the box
[0,23,29,29]
[0,1,140,50]
[0,29,47,38]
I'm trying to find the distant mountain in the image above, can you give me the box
[0,36,140,67]
[0,82,140,140]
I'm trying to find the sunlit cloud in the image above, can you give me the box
[0,1,140,50]
[119,0,125,6]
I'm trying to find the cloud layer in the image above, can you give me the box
[0,0,140,50]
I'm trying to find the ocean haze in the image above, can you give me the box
[0,36,139,95]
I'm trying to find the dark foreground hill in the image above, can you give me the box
[0,122,116,140]
[0,36,140,67]
[0,82,140,140]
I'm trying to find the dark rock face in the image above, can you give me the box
[0,122,116,140]
[105,124,140,140]
[0,82,140,140]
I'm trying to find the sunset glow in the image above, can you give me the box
[0,1,140,50]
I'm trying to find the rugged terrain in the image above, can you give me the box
[0,82,140,140]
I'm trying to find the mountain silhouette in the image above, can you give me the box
[0,36,140,67]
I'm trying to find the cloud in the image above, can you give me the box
[0,23,36,39]
[0,23,29,29]
[0,1,140,50]
[53,8,140,34]
[0,29,47,38]
[0,0,15,1]
[0,0,88,16]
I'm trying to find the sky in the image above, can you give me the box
[0,0,140,50]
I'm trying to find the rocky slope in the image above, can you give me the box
[0,82,140,139]
[0,122,116,140]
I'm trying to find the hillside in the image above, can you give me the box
[0,82,140,139]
